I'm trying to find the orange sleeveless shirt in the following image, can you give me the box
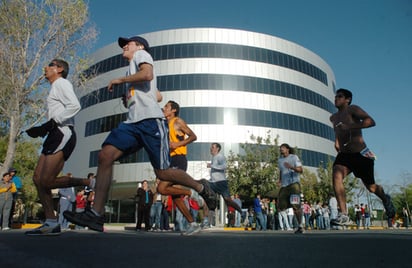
[168,117,187,156]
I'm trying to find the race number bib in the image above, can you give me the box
[360,147,377,160]
[290,194,301,205]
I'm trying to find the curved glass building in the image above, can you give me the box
[66,28,336,207]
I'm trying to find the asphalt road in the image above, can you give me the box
[1,228,411,268]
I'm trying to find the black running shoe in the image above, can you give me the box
[294,227,304,234]
[199,179,217,210]
[63,208,105,232]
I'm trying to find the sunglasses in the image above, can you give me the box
[48,62,59,67]
[335,94,345,98]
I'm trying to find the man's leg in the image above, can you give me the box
[92,145,123,215]
[63,145,123,232]
[157,181,191,197]
[33,153,65,220]
[224,197,242,213]
[155,170,217,212]
[365,183,395,218]
[332,164,350,214]
[155,168,203,193]
[202,202,210,228]
[173,197,194,223]
[25,152,72,235]
[365,183,386,203]
[157,182,195,224]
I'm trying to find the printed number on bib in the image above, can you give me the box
[290,194,300,205]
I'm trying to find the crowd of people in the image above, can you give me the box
[2,34,402,236]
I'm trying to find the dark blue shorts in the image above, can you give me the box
[102,119,170,170]
[210,180,230,198]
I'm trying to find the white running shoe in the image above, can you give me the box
[331,214,352,226]
[183,222,201,236]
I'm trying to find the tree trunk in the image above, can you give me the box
[1,113,20,174]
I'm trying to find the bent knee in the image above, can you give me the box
[365,184,378,193]
[98,146,120,165]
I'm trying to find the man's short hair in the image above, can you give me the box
[212,142,222,152]
[336,88,353,105]
[168,100,180,116]
[53,59,69,79]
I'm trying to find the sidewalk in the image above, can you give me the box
[12,222,403,231]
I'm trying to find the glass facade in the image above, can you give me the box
[83,43,328,85]
[85,108,333,140]
[81,74,335,113]
[89,143,331,171]
[66,28,337,196]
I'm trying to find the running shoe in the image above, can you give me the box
[383,194,396,218]
[201,218,210,229]
[199,179,217,210]
[190,188,201,203]
[183,222,201,236]
[331,214,352,225]
[63,208,105,232]
[294,227,304,234]
[25,223,61,236]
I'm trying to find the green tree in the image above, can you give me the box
[0,0,97,174]
[301,159,357,205]
[0,136,40,220]
[391,172,412,217]
[226,132,363,208]
[227,133,280,200]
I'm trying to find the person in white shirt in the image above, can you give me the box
[277,143,304,234]
[25,59,94,236]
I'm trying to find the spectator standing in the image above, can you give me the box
[355,204,362,229]
[75,189,87,213]
[253,194,266,231]
[160,197,171,231]
[402,207,409,229]
[268,199,277,230]
[175,195,189,231]
[189,197,200,223]
[0,172,16,231]
[233,194,242,227]
[150,179,164,231]
[328,193,339,223]
[246,206,254,228]
[315,201,325,230]
[58,185,75,230]
[364,204,371,229]
[75,189,87,230]
[136,180,153,231]
[8,168,22,227]
[287,207,295,229]
[322,203,331,230]
[302,201,311,230]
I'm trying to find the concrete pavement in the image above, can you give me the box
[1,227,411,268]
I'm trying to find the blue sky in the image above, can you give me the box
[88,0,412,189]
